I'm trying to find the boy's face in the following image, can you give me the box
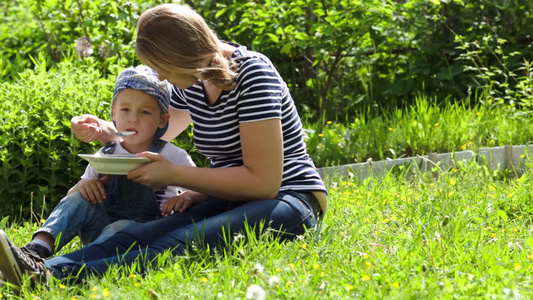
[112,89,169,147]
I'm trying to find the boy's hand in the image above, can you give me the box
[78,176,111,204]
[161,191,209,216]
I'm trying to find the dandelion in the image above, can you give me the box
[134,283,140,287]
[461,144,466,150]
[75,37,93,57]
[508,193,514,198]
[289,263,296,269]
[366,262,373,269]
[362,275,371,281]
[318,133,324,137]
[102,288,110,297]
[302,243,307,250]
[252,263,264,274]
[489,185,496,191]
[449,179,456,186]
[327,121,333,125]
[314,263,320,270]
[514,263,522,271]
[59,283,66,289]
[92,287,99,292]
[448,191,454,197]
[392,282,400,289]
[285,280,293,287]
[201,277,208,283]
[268,275,281,287]
[90,294,97,299]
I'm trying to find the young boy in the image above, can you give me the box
[11,65,196,260]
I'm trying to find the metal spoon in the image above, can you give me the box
[87,124,136,137]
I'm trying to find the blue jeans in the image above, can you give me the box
[46,191,317,281]
[34,192,113,249]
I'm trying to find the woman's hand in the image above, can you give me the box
[71,114,119,144]
[161,190,209,215]
[128,152,180,189]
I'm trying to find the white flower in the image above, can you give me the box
[251,263,264,274]
[245,284,266,300]
[268,275,281,287]
[75,37,93,57]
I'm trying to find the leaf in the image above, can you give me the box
[281,43,292,54]
[497,210,508,222]
[266,33,279,43]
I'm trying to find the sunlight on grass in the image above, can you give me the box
[2,161,533,299]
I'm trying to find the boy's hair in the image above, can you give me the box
[135,3,237,89]
[112,65,171,139]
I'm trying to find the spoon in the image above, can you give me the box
[86,123,136,137]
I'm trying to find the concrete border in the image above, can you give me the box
[318,145,533,181]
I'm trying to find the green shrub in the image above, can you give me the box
[0,60,112,219]
[0,59,206,220]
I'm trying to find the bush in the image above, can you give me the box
[0,59,205,220]
[0,60,112,219]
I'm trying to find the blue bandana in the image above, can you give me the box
[112,66,171,138]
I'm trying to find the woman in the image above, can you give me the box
[0,3,327,285]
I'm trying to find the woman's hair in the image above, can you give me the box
[136,4,237,89]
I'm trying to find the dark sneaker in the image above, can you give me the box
[0,230,23,289]
[0,230,49,289]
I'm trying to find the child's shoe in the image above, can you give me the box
[0,230,49,290]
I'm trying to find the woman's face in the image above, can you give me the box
[156,69,199,89]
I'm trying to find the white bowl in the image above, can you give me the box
[78,154,150,175]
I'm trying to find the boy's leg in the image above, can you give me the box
[26,192,111,257]
[45,191,318,280]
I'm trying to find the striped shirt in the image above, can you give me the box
[170,45,327,194]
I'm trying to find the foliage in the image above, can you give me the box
[2,0,533,123]
[0,60,205,220]
[0,0,168,80]
[2,163,533,298]
[0,58,110,219]
[305,95,533,167]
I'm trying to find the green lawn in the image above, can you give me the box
[2,161,533,299]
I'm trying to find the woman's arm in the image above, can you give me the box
[129,118,284,201]
[71,108,192,143]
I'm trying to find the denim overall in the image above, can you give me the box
[101,139,167,222]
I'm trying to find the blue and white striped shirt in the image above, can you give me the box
[170,45,327,194]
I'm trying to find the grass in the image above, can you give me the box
[1,161,533,299]
[305,95,533,168]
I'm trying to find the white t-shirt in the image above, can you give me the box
[81,142,195,208]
